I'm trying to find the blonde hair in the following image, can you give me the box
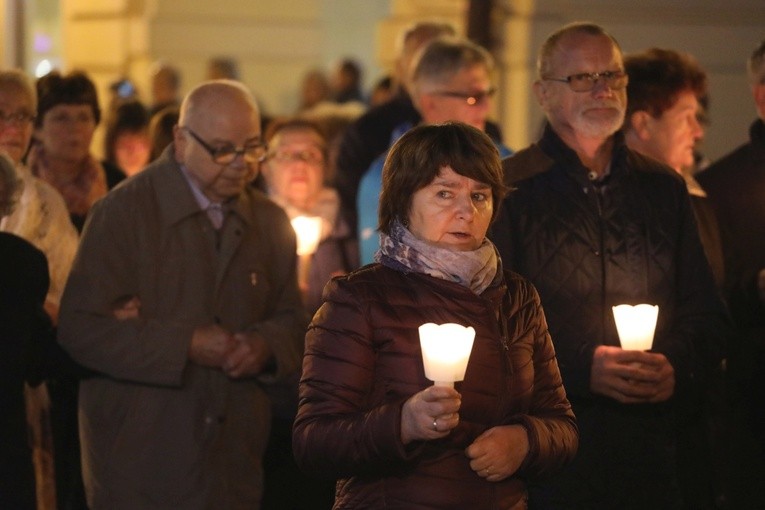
[0,69,37,113]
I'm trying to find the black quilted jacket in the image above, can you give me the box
[489,125,727,401]
[293,264,577,509]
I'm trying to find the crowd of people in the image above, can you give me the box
[0,17,763,510]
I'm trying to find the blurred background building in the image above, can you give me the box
[1,0,762,162]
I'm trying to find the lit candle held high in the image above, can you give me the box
[418,322,476,387]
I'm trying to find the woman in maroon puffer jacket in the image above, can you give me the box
[293,122,578,510]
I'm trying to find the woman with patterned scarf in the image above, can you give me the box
[30,70,124,232]
[293,122,578,510]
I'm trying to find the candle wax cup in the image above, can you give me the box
[418,323,476,384]
[612,304,658,351]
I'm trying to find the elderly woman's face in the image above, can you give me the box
[637,90,703,173]
[0,85,35,164]
[263,129,325,209]
[36,103,96,163]
[408,165,492,251]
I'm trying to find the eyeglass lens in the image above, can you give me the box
[213,144,267,164]
[568,72,628,92]
[185,126,266,164]
[0,112,35,125]
[435,89,495,106]
[270,150,323,164]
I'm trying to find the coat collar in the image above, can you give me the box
[534,123,631,187]
[150,145,254,230]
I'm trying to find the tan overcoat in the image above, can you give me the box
[58,147,306,510]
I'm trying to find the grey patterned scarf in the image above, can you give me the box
[375,219,500,295]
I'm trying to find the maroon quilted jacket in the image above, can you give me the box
[293,264,577,509]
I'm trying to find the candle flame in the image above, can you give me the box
[612,304,658,351]
[418,322,476,385]
[291,215,323,255]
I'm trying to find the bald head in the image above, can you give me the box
[173,80,263,202]
[179,80,259,129]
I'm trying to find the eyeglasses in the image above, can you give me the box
[183,127,267,165]
[267,149,324,165]
[432,87,496,106]
[0,111,35,126]
[544,71,629,92]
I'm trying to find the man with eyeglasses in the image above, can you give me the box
[334,21,506,236]
[356,36,512,265]
[488,22,727,509]
[58,80,306,509]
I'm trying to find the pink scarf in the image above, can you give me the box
[27,144,108,217]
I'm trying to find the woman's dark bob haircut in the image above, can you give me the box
[35,70,101,128]
[378,121,507,234]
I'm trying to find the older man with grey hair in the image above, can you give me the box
[356,36,512,264]
[489,22,727,509]
[334,21,459,232]
[58,80,306,509]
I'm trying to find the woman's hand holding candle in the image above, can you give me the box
[400,385,462,445]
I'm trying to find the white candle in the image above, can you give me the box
[290,215,323,256]
[418,322,476,387]
[612,304,659,351]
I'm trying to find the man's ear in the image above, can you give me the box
[173,124,186,163]
[415,93,435,119]
[752,82,765,116]
[532,80,546,107]
[629,110,652,140]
